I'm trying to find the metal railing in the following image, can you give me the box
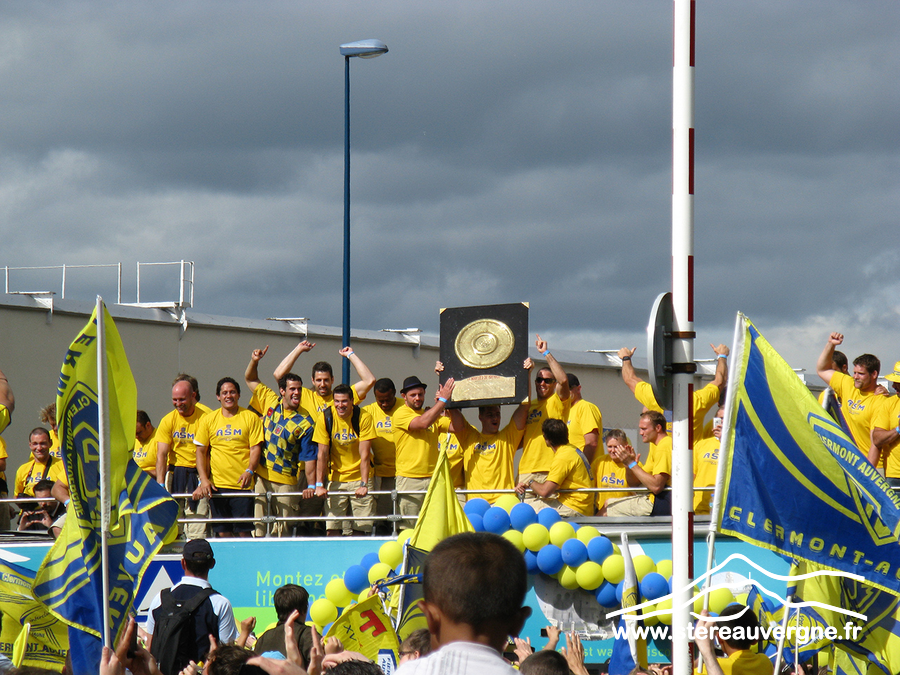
[4,263,122,302]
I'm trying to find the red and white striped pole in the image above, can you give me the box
[671,1,696,673]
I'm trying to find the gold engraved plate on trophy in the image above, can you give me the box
[454,319,515,369]
[453,375,516,402]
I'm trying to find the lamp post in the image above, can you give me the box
[339,38,388,384]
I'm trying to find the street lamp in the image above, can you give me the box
[339,38,388,384]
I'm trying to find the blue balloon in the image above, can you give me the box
[595,581,618,607]
[509,502,538,531]
[536,544,564,576]
[615,580,625,604]
[468,513,484,532]
[587,536,614,564]
[482,506,512,534]
[361,552,380,570]
[641,572,669,601]
[344,565,369,594]
[561,539,588,567]
[464,498,491,517]
[524,549,540,574]
[537,507,562,528]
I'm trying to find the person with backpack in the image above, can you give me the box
[146,538,238,675]
[312,384,377,537]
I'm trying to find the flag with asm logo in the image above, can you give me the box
[716,314,900,595]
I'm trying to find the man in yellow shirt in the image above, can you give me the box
[0,365,14,436]
[393,375,455,529]
[363,378,402,533]
[194,377,264,538]
[617,344,728,440]
[313,384,377,536]
[604,411,672,517]
[870,360,900,487]
[693,407,723,514]
[695,607,773,675]
[134,410,158,479]
[816,332,881,454]
[592,430,633,513]
[515,419,593,517]
[566,373,602,464]
[518,335,570,504]
[15,428,65,498]
[447,359,532,504]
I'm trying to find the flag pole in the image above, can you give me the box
[773,563,799,675]
[96,296,112,648]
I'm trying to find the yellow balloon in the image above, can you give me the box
[709,588,735,615]
[495,494,521,513]
[602,554,625,584]
[643,606,659,626]
[549,521,576,547]
[325,578,355,607]
[632,555,656,582]
[656,598,673,625]
[379,540,404,569]
[559,565,580,590]
[576,525,600,544]
[575,561,604,590]
[368,562,393,584]
[692,587,705,613]
[522,523,550,551]
[310,598,338,626]
[503,529,526,552]
[358,588,374,603]
[612,542,620,554]
[397,529,414,545]
[655,559,673,580]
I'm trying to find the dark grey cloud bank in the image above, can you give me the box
[0,1,897,373]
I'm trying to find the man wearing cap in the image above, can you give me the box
[816,332,882,454]
[393,375,455,529]
[870,361,900,487]
[146,538,238,672]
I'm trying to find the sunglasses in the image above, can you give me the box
[535,377,555,384]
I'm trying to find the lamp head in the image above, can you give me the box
[340,39,389,58]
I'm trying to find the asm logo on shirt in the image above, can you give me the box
[335,431,358,442]
[376,419,392,431]
[527,409,543,423]
[602,473,626,487]
[474,442,497,455]
[847,399,868,412]
[173,430,194,441]
[215,425,243,437]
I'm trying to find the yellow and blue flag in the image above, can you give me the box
[716,315,900,594]
[32,302,178,675]
[326,594,401,667]
[0,560,68,671]
[609,535,647,675]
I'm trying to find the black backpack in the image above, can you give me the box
[150,586,216,675]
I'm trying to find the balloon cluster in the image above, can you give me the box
[307,532,410,632]
[462,497,735,622]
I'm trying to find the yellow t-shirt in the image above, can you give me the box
[194,407,264,490]
[830,372,882,454]
[546,444,593,516]
[592,455,630,511]
[393,405,439,479]
[698,649,773,675]
[692,436,719,514]
[567,399,602,453]
[14,456,65,496]
[312,407,376,482]
[0,435,7,487]
[643,435,673,506]
[133,430,158,474]
[456,418,524,503]
[49,429,61,459]
[436,416,465,489]
[363,397,402,478]
[872,395,900,477]
[0,404,9,435]
[519,394,571,474]
[634,380,720,440]
[156,406,209,468]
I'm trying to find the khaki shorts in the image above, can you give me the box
[604,494,653,517]
[396,476,431,530]
[254,476,301,537]
[325,479,376,533]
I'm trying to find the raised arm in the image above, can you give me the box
[536,335,569,401]
[408,379,456,430]
[710,343,729,390]
[0,366,14,416]
[816,332,843,385]
[244,345,269,393]
[617,347,641,393]
[273,340,316,382]
[512,358,534,430]
[341,347,376,399]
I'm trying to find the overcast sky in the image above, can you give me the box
[1,1,897,375]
